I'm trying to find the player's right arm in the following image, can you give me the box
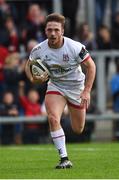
[25,59,49,84]
[25,59,34,82]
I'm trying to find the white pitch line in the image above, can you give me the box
[0,146,114,152]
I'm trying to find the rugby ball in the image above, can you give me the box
[30,59,50,76]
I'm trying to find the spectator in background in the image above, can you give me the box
[4,16,19,52]
[110,64,119,140]
[110,0,118,24]
[27,39,38,55]
[0,0,11,26]
[97,25,111,49]
[111,12,119,50]
[0,0,18,47]
[3,52,24,99]
[20,39,38,64]
[0,91,21,144]
[62,0,79,38]
[19,81,48,144]
[95,0,107,30]
[33,0,53,14]
[75,22,96,50]
[7,0,30,25]
[96,24,112,75]
[111,12,119,67]
[20,4,46,48]
[0,46,9,101]
[110,64,119,112]
[95,0,119,35]
[19,81,42,116]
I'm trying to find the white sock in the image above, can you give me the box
[50,128,68,158]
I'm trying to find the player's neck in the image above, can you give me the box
[48,37,64,49]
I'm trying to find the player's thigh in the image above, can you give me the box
[45,94,67,120]
[68,105,86,133]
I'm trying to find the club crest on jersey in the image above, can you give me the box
[63,54,69,62]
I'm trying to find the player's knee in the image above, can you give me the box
[48,114,59,127]
[72,125,84,134]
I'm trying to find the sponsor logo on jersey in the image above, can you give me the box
[44,55,51,61]
[79,47,88,60]
[50,64,72,74]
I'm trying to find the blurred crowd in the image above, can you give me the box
[0,0,119,144]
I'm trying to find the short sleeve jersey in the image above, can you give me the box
[29,37,90,87]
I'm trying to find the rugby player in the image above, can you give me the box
[25,13,96,169]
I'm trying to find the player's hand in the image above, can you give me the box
[32,72,49,83]
[80,90,91,109]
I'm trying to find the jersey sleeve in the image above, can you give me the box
[29,45,41,61]
[75,43,90,63]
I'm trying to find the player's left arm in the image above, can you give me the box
[82,56,96,92]
[80,56,96,109]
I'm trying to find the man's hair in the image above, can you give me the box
[45,13,65,28]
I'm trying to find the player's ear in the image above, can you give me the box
[62,29,64,35]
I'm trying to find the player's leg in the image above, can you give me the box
[45,93,72,168]
[45,93,66,131]
[68,104,86,134]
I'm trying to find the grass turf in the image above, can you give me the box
[0,142,119,179]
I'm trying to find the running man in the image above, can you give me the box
[25,13,96,169]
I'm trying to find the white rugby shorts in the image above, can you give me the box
[46,82,85,109]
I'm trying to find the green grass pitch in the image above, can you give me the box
[0,142,119,179]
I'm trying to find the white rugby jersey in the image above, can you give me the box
[29,36,90,88]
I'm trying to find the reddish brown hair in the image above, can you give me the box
[45,13,65,28]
